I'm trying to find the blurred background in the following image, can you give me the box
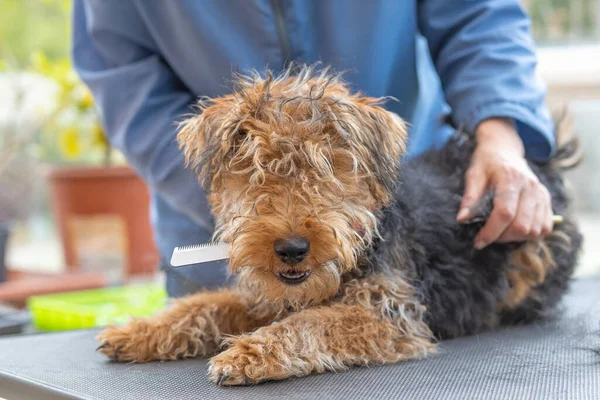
[0,0,598,334]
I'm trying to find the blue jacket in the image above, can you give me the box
[72,0,553,265]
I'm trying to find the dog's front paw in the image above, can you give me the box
[208,335,300,386]
[96,321,158,363]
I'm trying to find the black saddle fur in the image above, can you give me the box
[368,131,582,340]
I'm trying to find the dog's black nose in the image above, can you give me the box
[274,237,310,265]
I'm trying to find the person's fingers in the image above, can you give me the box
[502,201,543,242]
[531,202,546,238]
[474,180,521,249]
[541,187,554,236]
[497,182,538,242]
[457,167,488,222]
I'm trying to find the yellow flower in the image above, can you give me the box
[91,122,109,149]
[30,52,78,91]
[59,128,82,160]
[80,90,95,108]
[30,51,52,75]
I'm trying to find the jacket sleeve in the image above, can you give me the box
[72,0,213,230]
[418,0,554,161]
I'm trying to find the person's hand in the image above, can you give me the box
[457,118,553,249]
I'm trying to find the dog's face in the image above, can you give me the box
[178,67,407,309]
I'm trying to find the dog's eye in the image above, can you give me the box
[230,129,248,148]
[228,129,248,158]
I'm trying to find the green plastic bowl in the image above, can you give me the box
[27,284,167,331]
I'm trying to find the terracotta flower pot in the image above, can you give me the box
[47,166,159,278]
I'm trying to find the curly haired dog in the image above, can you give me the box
[96,66,582,385]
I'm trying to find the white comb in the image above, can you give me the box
[170,242,229,267]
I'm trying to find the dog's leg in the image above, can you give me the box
[501,223,576,310]
[96,289,275,362]
[208,301,434,385]
[501,239,555,309]
[499,219,581,323]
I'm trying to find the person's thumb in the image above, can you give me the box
[457,167,488,222]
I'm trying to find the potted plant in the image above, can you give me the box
[30,53,159,278]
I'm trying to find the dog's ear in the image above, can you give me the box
[177,96,240,192]
[329,95,408,205]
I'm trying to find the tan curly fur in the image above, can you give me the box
[501,229,572,310]
[177,65,407,311]
[96,65,559,386]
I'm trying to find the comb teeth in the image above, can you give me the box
[175,243,220,252]
[170,242,229,267]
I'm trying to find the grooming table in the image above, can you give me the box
[1,278,599,400]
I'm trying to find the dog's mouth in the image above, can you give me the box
[277,269,311,285]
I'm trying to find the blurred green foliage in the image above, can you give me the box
[0,0,597,65]
[0,0,71,65]
[526,0,599,42]
[29,51,110,165]
[0,0,119,166]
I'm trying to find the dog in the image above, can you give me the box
[96,65,582,386]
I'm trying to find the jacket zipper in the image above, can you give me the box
[270,0,291,67]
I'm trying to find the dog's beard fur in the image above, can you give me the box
[178,65,407,310]
[220,185,378,310]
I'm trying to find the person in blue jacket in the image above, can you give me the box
[72,1,557,297]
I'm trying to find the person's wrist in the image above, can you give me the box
[475,117,525,157]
